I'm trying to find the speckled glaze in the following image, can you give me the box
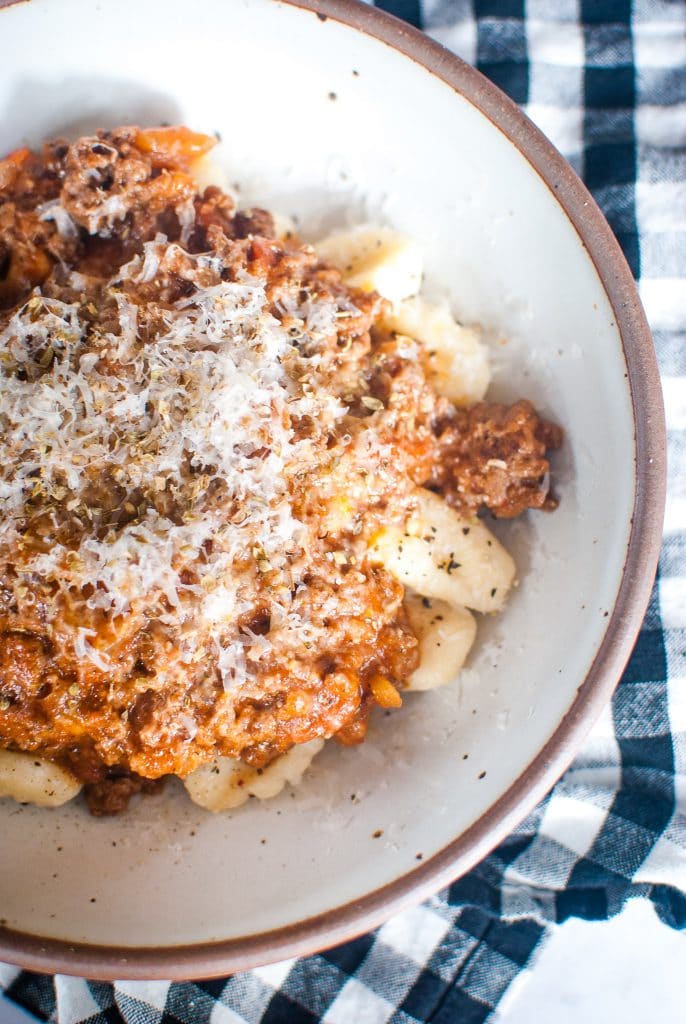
[0,0,665,979]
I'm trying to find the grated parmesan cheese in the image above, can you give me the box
[0,237,350,682]
[37,199,78,239]
[73,628,113,673]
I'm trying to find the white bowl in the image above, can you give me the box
[0,0,665,978]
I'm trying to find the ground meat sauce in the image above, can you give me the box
[430,400,563,518]
[0,127,562,814]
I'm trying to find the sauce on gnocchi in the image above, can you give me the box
[0,127,561,814]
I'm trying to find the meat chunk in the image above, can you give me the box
[0,208,55,308]
[0,144,76,309]
[232,207,276,239]
[430,399,563,518]
[0,128,215,309]
[84,771,165,817]
[61,128,199,239]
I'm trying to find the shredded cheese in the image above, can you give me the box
[37,199,78,239]
[0,236,349,682]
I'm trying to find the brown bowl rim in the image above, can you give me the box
[0,0,666,982]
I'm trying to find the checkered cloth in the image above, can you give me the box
[2,1,685,1021]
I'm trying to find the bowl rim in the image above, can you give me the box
[0,0,666,981]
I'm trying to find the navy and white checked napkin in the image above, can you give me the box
[2,1,685,1021]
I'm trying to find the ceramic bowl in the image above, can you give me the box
[0,0,665,979]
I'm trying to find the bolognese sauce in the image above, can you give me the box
[0,127,561,814]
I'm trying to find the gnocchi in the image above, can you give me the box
[381,297,490,406]
[404,593,477,691]
[184,739,325,812]
[369,488,516,615]
[0,750,82,808]
[314,224,423,304]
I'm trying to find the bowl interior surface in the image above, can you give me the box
[0,0,640,958]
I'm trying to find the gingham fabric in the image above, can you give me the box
[2,1,685,1021]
